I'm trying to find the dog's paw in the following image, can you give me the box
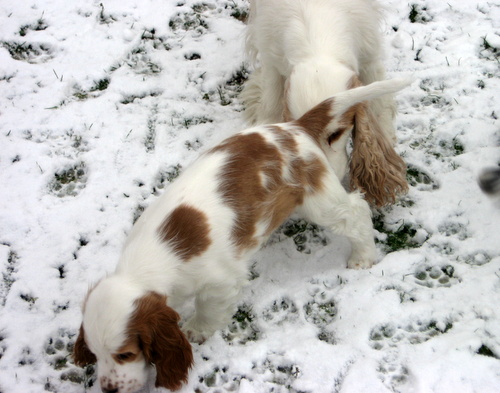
[186,330,207,344]
[347,244,377,269]
[347,257,374,269]
[182,318,210,344]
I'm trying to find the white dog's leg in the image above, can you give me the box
[240,67,264,125]
[299,174,377,269]
[241,65,285,125]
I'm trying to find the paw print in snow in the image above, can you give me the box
[377,357,412,392]
[196,365,241,392]
[414,265,458,287]
[304,290,337,344]
[222,304,260,344]
[369,320,453,350]
[46,329,96,387]
[262,297,299,325]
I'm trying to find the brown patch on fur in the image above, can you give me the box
[321,74,360,145]
[326,104,358,145]
[212,129,327,248]
[262,154,326,237]
[350,102,408,206]
[127,292,193,391]
[112,338,142,364]
[73,325,97,366]
[285,74,362,145]
[301,156,327,193]
[293,96,356,148]
[294,99,335,144]
[270,128,327,192]
[158,204,211,262]
[212,132,284,250]
[268,125,299,154]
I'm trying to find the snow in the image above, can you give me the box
[0,0,499,392]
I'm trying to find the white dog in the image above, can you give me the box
[241,0,408,207]
[73,78,411,393]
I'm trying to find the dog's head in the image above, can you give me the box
[73,277,193,393]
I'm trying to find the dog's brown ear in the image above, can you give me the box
[73,325,97,366]
[350,102,408,207]
[131,292,193,391]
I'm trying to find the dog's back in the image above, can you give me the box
[247,0,382,75]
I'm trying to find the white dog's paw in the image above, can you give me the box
[185,330,207,344]
[347,243,377,269]
[347,256,375,269]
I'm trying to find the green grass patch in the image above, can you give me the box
[90,78,110,92]
[480,36,499,61]
[2,41,52,63]
[1,250,18,306]
[153,164,183,193]
[73,78,110,101]
[406,165,439,190]
[120,91,161,104]
[374,215,424,252]
[204,64,250,105]
[227,2,249,22]
[19,15,48,36]
[144,116,157,153]
[279,218,329,254]
[169,9,209,32]
[477,344,498,359]
[222,304,260,344]
[409,4,432,23]
[182,115,213,128]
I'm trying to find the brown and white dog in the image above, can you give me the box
[73,78,411,393]
[241,0,408,207]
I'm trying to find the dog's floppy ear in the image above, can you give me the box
[73,325,97,366]
[350,101,408,207]
[295,76,411,206]
[131,292,193,391]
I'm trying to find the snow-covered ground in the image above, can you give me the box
[0,0,499,392]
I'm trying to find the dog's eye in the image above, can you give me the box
[328,128,347,145]
[115,352,136,362]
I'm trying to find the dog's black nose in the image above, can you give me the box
[102,388,119,393]
[479,167,500,196]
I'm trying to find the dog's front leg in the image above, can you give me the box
[299,176,377,269]
[183,281,244,343]
[340,191,378,269]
